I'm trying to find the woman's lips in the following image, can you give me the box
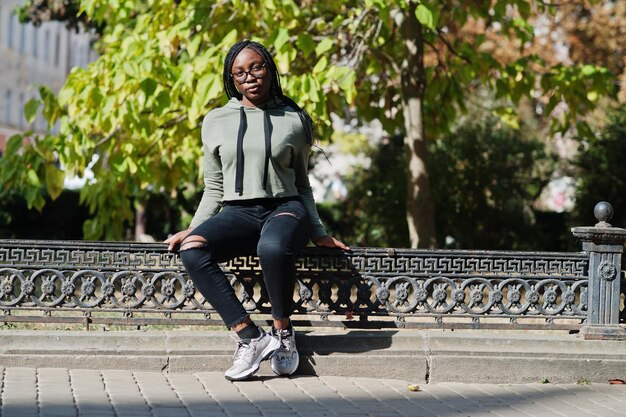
[246,85,260,93]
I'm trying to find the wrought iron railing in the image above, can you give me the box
[0,202,624,338]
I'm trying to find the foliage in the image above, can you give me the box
[428,118,553,250]
[1,0,617,241]
[3,0,362,239]
[572,109,626,230]
[0,132,64,212]
[318,135,409,247]
[320,117,574,250]
[555,0,626,102]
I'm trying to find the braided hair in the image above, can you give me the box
[222,40,316,144]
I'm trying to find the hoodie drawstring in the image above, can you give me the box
[234,107,272,196]
[235,107,247,195]
[262,110,271,191]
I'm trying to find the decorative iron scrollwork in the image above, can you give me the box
[0,241,590,328]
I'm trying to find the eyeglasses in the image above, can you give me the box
[231,63,267,84]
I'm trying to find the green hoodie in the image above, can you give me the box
[189,97,327,240]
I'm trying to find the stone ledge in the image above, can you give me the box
[1,329,625,384]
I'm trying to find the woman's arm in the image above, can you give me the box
[189,116,224,228]
[166,115,223,251]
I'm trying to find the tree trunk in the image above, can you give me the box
[134,201,147,241]
[399,5,436,248]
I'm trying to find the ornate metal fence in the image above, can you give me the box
[0,240,591,330]
[0,202,624,338]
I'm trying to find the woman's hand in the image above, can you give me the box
[313,235,350,251]
[164,228,193,251]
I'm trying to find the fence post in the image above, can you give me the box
[571,201,626,340]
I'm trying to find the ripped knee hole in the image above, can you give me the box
[273,212,300,220]
[179,237,208,251]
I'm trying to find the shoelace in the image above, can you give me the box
[277,329,292,351]
[231,338,251,362]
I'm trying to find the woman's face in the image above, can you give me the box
[231,48,272,107]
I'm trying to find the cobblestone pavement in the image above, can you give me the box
[1,367,625,417]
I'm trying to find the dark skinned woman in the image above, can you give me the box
[165,40,349,381]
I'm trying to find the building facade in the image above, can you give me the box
[0,0,95,151]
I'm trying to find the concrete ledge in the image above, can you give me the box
[1,329,625,384]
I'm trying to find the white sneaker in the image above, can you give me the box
[270,324,299,376]
[224,329,280,381]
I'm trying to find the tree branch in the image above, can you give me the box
[94,126,121,147]
[423,38,446,70]
[536,0,563,7]
[436,29,472,64]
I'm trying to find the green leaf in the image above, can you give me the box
[338,69,357,104]
[27,169,40,187]
[274,28,290,51]
[127,157,138,175]
[222,28,238,47]
[140,78,158,97]
[515,0,531,19]
[308,77,320,102]
[5,135,23,156]
[154,91,171,116]
[44,163,65,200]
[275,48,297,74]
[313,56,328,74]
[493,0,507,18]
[57,87,75,107]
[581,65,596,76]
[415,4,435,30]
[194,73,214,109]
[79,0,96,17]
[90,87,104,106]
[296,34,315,58]
[315,38,334,56]
[187,36,201,58]
[24,99,41,123]
[365,0,388,8]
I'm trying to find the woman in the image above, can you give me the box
[165,40,349,381]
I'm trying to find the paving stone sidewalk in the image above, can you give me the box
[1,367,625,417]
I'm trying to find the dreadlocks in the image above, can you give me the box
[222,40,316,144]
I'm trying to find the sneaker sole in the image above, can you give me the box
[224,336,281,381]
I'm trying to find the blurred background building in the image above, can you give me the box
[0,0,94,152]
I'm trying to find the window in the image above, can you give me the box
[19,19,26,53]
[18,93,24,129]
[79,44,85,67]
[5,90,13,125]
[44,29,50,62]
[32,26,38,58]
[8,13,15,49]
[54,30,60,67]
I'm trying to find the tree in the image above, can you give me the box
[2,0,616,244]
[320,117,561,250]
[329,1,614,246]
[429,118,551,250]
[317,134,410,247]
[572,109,626,230]
[552,0,626,102]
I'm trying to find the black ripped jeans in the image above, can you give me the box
[179,197,311,328]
